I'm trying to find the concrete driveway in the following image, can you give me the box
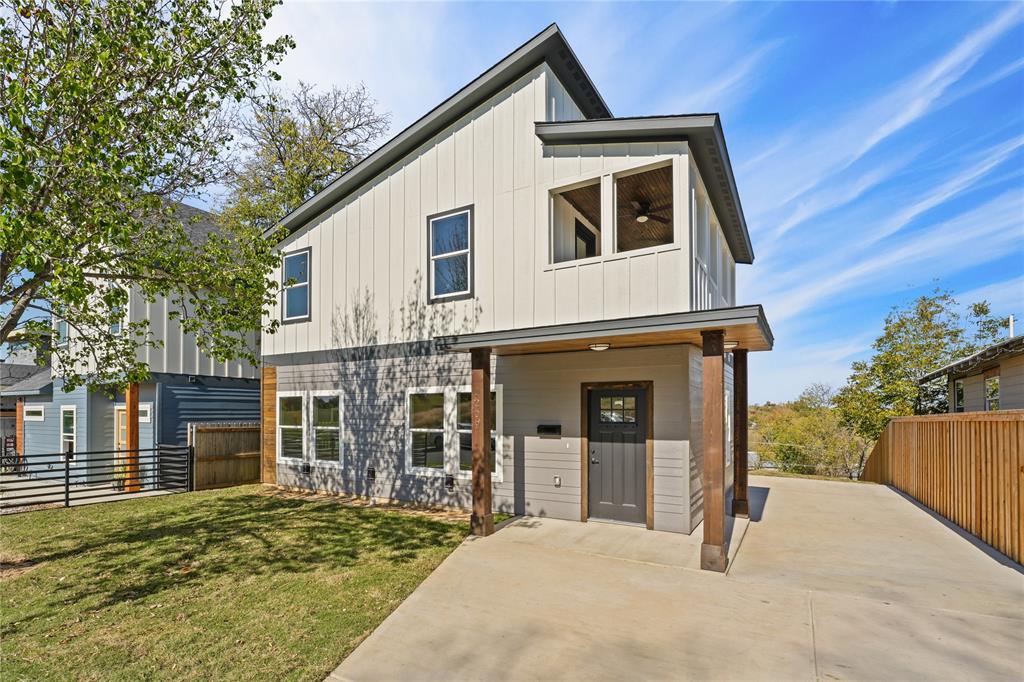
[332,476,1024,681]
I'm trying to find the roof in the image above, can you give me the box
[535,115,753,263]
[171,201,219,243]
[0,362,46,391]
[919,335,1024,384]
[268,23,610,240]
[436,305,774,355]
[3,370,53,397]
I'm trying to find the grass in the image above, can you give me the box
[0,485,472,681]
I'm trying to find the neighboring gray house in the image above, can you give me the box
[921,334,1024,412]
[6,204,260,482]
[1,342,48,450]
[259,24,773,571]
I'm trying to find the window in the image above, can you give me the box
[985,375,1000,411]
[551,182,601,263]
[599,395,636,423]
[60,405,76,457]
[24,405,45,422]
[138,403,152,423]
[457,390,497,473]
[55,319,69,346]
[278,394,304,459]
[109,286,127,335]
[407,386,503,478]
[428,207,473,300]
[953,379,965,413]
[312,392,342,462]
[409,391,445,470]
[282,249,311,322]
[616,164,673,253]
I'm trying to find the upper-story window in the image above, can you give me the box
[428,207,473,301]
[550,163,673,264]
[953,379,965,412]
[282,249,311,322]
[615,164,673,253]
[55,319,69,346]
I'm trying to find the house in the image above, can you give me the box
[920,332,1023,412]
[1,340,48,454]
[6,204,261,485]
[259,24,773,572]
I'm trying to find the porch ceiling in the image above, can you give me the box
[436,305,773,356]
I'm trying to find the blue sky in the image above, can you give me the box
[262,1,1024,403]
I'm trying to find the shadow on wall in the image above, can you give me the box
[286,272,499,511]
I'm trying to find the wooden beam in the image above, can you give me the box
[261,365,277,485]
[15,399,24,458]
[125,383,140,493]
[470,348,494,536]
[733,349,749,518]
[701,330,728,572]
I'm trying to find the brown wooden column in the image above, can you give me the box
[125,382,140,492]
[732,349,749,518]
[470,348,494,536]
[701,330,728,572]
[15,399,24,459]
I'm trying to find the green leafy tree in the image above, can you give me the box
[835,290,1010,442]
[751,384,868,478]
[0,0,292,390]
[220,81,390,236]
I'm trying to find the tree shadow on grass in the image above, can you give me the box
[5,488,467,630]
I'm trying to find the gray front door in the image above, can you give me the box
[588,388,647,524]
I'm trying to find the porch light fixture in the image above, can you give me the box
[724,341,738,351]
[588,343,610,352]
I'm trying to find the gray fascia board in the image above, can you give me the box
[535,115,754,264]
[268,24,610,240]
[436,305,773,351]
[918,335,1024,383]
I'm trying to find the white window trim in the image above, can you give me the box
[281,250,311,322]
[55,319,69,347]
[310,389,344,467]
[139,402,152,423]
[276,391,306,461]
[23,404,45,422]
[611,159,676,256]
[404,385,504,482]
[985,376,1000,412]
[406,386,448,477]
[428,208,473,300]
[59,405,77,459]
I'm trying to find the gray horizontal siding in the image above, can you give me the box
[157,376,260,446]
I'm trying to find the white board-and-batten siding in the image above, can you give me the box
[264,64,739,358]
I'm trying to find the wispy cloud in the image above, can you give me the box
[955,275,1024,314]
[667,40,783,114]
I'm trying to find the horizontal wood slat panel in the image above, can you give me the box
[861,410,1023,564]
[261,366,277,485]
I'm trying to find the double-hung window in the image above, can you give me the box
[985,374,1000,411]
[60,405,76,458]
[407,386,502,478]
[408,391,445,471]
[953,379,965,413]
[55,319,69,346]
[312,392,342,463]
[278,394,305,459]
[428,207,472,301]
[457,390,497,474]
[282,249,311,322]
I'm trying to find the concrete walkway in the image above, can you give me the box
[332,476,1024,681]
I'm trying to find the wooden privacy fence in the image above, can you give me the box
[189,422,261,491]
[861,410,1023,564]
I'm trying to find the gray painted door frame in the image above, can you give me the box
[581,381,653,528]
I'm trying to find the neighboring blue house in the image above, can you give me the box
[6,203,260,484]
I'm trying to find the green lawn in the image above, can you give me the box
[0,486,470,681]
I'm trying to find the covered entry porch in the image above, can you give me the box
[437,305,773,572]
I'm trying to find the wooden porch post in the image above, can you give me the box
[733,349,749,517]
[15,399,24,460]
[701,330,728,572]
[470,348,494,536]
[260,365,277,485]
[125,382,140,492]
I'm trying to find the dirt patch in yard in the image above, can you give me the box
[264,485,472,523]
[0,553,38,581]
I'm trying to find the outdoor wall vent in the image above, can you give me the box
[299,462,311,475]
[188,375,198,384]
[366,466,376,482]
[444,474,455,492]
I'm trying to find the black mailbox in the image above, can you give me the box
[537,424,561,437]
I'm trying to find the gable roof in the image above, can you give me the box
[535,115,754,263]
[2,369,53,397]
[919,335,1024,384]
[269,23,610,240]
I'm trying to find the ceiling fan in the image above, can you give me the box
[630,200,670,224]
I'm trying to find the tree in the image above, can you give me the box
[835,289,1009,442]
[1,0,292,390]
[751,384,868,479]
[220,81,390,236]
